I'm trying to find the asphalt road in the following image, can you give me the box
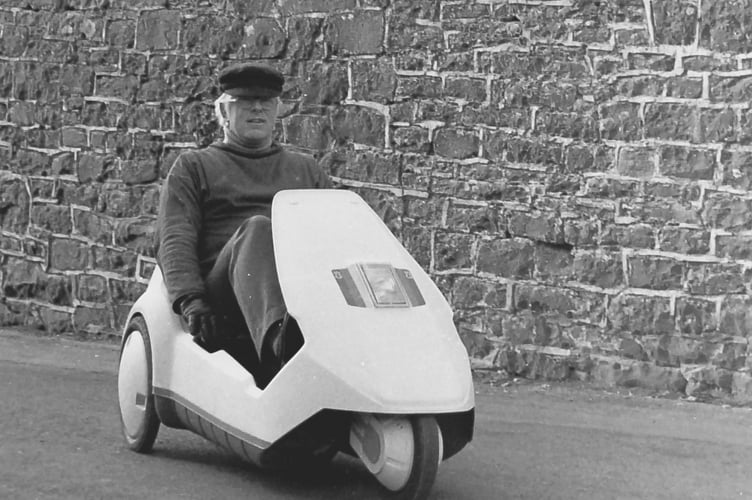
[2,330,752,500]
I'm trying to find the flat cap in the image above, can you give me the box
[217,63,284,98]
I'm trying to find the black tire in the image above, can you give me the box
[118,316,160,453]
[387,416,442,500]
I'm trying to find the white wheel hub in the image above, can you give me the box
[118,331,149,439]
[349,414,420,491]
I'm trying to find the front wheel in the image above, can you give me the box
[117,316,160,452]
[350,414,443,500]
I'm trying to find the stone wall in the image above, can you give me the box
[2,0,752,400]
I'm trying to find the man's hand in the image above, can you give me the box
[179,295,219,347]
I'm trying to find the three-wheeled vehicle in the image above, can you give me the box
[117,189,475,499]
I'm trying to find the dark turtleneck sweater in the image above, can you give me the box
[156,141,332,309]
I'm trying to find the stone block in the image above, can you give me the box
[508,210,561,244]
[477,238,534,279]
[121,159,159,186]
[731,372,752,403]
[573,250,623,288]
[682,365,733,397]
[720,149,752,189]
[285,115,332,151]
[39,307,73,336]
[50,237,88,271]
[659,146,715,180]
[331,105,385,148]
[0,25,29,58]
[434,232,474,271]
[599,102,641,141]
[181,16,242,57]
[514,284,605,324]
[30,204,72,234]
[392,126,431,154]
[644,103,697,142]
[351,58,396,103]
[566,144,614,173]
[658,226,710,255]
[445,205,500,234]
[700,0,752,52]
[113,218,157,257]
[62,128,87,148]
[77,274,109,303]
[536,111,598,141]
[719,295,752,337]
[446,18,521,51]
[616,146,656,178]
[683,55,736,72]
[627,255,683,290]
[608,294,674,335]
[135,10,180,51]
[238,17,286,59]
[702,192,752,231]
[14,62,60,102]
[326,11,384,56]
[286,17,325,60]
[396,76,442,99]
[300,61,348,106]
[106,19,136,49]
[614,76,664,98]
[666,77,703,99]
[676,298,718,336]
[444,77,486,103]
[95,75,140,102]
[73,305,113,336]
[91,246,138,277]
[699,107,736,143]
[627,53,676,71]
[109,278,147,304]
[77,153,116,183]
[433,128,479,160]
[709,75,752,103]
[589,356,687,393]
[0,177,30,234]
[534,242,574,282]
[717,234,752,260]
[403,195,442,226]
[321,148,400,185]
[73,208,113,245]
[3,258,69,305]
[685,262,747,295]
[451,277,507,310]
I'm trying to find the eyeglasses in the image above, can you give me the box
[228,96,277,109]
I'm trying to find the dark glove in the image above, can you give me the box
[179,295,219,347]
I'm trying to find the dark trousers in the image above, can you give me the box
[204,215,286,359]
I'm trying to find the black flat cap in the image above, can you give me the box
[217,63,284,98]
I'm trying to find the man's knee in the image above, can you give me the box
[234,215,272,246]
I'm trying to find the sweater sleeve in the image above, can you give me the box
[157,152,207,311]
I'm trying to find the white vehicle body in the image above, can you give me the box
[118,189,475,498]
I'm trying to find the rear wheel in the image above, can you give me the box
[350,414,442,500]
[117,316,160,452]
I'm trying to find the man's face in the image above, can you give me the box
[224,95,279,146]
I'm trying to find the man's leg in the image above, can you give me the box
[205,215,286,360]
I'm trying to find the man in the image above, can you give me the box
[157,63,332,384]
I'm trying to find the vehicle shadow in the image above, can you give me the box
[149,443,382,499]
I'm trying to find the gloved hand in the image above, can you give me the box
[179,295,219,347]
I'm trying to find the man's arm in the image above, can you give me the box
[157,153,206,312]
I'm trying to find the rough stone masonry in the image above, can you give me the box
[1,0,752,400]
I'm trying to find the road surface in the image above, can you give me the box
[2,329,752,499]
